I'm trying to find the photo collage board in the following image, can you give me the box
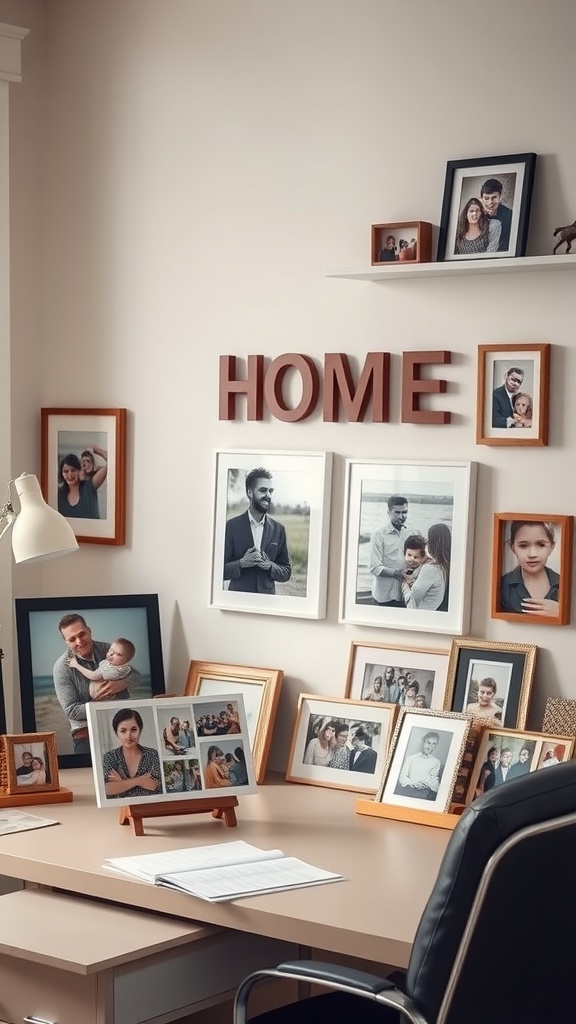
[86,694,257,808]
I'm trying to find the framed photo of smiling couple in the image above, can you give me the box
[436,152,537,262]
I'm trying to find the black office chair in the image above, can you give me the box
[234,759,576,1024]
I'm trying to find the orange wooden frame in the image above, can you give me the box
[491,513,573,626]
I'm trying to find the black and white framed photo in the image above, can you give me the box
[376,708,471,814]
[86,694,257,808]
[340,459,476,635]
[477,343,550,447]
[437,153,537,261]
[16,594,166,769]
[345,640,450,710]
[286,694,397,795]
[210,449,332,619]
[444,637,536,730]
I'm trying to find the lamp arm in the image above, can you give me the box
[0,501,16,543]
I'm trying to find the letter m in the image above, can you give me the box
[323,353,390,422]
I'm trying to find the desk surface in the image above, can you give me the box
[0,770,451,969]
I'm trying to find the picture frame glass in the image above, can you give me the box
[346,642,449,710]
[340,460,476,635]
[16,595,166,769]
[286,695,397,794]
[210,449,332,619]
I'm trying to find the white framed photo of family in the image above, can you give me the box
[339,460,477,635]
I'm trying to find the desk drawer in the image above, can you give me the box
[0,959,97,1024]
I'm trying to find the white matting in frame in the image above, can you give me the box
[86,694,258,808]
[481,348,544,444]
[346,641,450,710]
[210,449,332,619]
[340,460,477,635]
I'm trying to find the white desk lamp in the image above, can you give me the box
[0,473,79,731]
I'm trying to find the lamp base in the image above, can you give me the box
[0,787,73,808]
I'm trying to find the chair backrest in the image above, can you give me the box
[405,758,576,1024]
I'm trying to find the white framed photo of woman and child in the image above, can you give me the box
[286,695,397,795]
[436,152,537,261]
[476,343,550,447]
[86,695,257,808]
[41,408,127,545]
[345,640,450,711]
[339,460,477,635]
[491,514,573,627]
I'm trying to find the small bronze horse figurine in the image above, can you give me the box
[553,220,576,254]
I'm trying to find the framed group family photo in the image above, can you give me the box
[184,660,283,783]
[86,694,257,808]
[370,221,432,266]
[210,449,332,619]
[345,640,450,711]
[286,694,397,795]
[444,637,536,730]
[437,152,537,262]
[476,343,550,447]
[376,708,472,815]
[491,514,573,626]
[339,459,477,635]
[16,594,166,769]
[468,726,575,803]
[41,408,127,545]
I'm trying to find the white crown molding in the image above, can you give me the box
[0,23,30,83]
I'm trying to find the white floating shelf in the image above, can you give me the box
[324,254,576,281]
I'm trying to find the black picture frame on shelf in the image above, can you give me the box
[16,594,166,770]
[437,152,537,262]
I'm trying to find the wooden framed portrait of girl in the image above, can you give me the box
[491,513,574,626]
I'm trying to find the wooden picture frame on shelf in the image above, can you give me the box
[476,343,550,447]
[371,221,432,266]
[491,514,573,627]
[41,407,127,545]
[184,660,283,784]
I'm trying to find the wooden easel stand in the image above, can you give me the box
[119,796,239,836]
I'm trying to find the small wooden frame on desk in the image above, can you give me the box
[0,732,73,807]
[119,796,239,836]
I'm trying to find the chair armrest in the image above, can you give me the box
[274,959,394,994]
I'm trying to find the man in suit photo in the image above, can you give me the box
[480,177,513,252]
[349,726,377,774]
[492,366,524,427]
[223,467,291,595]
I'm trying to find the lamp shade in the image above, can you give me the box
[10,473,79,563]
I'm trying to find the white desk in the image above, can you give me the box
[0,769,450,969]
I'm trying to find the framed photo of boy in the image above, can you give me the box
[286,694,397,795]
[339,459,476,635]
[41,408,127,545]
[491,514,573,626]
[468,727,575,803]
[210,449,332,619]
[476,343,550,446]
[2,732,60,795]
[184,660,283,783]
[436,152,537,261]
[16,594,166,769]
[345,640,450,710]
[444,637,536,730]
[376,708,471,814]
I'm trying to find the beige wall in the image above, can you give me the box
[3,0,576,767]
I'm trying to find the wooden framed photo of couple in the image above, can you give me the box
[339,460,477,635]
[41,407,127,545]
[1,731,60,796]
[476,343,550,447]
[436,152,537,262]
[286,694,397,795]
[210,449,332,620]
[491,513,573,627]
